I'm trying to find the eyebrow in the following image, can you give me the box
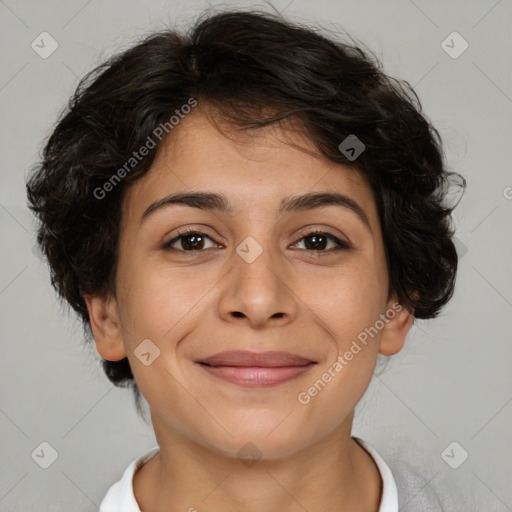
[141,190,372,233]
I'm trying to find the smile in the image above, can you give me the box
[196,350,317,388]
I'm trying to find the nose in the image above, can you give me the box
[217,241,298,329]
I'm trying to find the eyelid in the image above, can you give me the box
[294,228,351,251]
[161,227,220,250]
[162,226,351,252]
[299,227,350,245]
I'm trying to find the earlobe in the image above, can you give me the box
[83,293,126,361]
[378,300,415,356]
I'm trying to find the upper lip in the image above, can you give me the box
[197,350,316,367]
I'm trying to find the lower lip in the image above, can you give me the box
[198,363,315,388]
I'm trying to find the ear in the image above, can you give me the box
[378,298,415,356]
[83,293,126,361]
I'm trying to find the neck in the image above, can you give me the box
[133,416,382,512]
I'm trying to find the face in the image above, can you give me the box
[87,109,412,460]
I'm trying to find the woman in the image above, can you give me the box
[26,9,461,511]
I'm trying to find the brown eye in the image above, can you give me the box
[162,231,217,251]
[294,230,350,252]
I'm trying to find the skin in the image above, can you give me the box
[85,107,414,512]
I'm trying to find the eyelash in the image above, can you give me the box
[161,228,351,255]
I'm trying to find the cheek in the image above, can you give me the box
[296,271,384,420]
[307,261,386,347]
[307,264,386,403]
[116,268,201,409]
[117,262,218,351]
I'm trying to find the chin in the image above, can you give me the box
[200,425,316,463]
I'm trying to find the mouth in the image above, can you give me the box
[195,350,317,388]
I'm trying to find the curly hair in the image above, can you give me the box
[26,8,464,410]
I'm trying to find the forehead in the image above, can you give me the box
[122,109,378,226]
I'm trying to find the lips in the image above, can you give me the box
[196,350,316,388]
[198,350,315,367]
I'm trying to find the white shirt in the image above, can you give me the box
[99,437,400,511]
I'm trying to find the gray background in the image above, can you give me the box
[1,0,511,510]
